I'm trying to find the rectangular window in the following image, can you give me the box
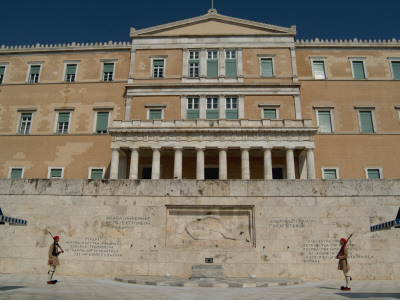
[323,168,337,179]
[225,97,238,119]
[49,168,63,179]
[102,63,114,81]
[390,61,400,79]
[90,168,104,179]
[64,64,77,82]
[206,97,219,119]
[57,112,70,134]
[351,60,366,79]
[263,109,277,119]
[225,50,237,77]
[19,113,32,134]
[152,59,164,78]
[189,50,200,78]
[366,168,381,179]
[0,65,5,84]
[312,61,326,79]
[260,58,274,77]
[28,65,41,83]
[10,168,23,179]
[359,110,374,133]
[187,97,199,119]
[149,109,162,120]
[207,50,218,77]
[95,111,109,133]
[317,110,333,133]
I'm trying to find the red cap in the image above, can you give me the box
[53,236,59,240]
[340,238,346,243]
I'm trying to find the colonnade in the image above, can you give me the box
[110,146,316,180]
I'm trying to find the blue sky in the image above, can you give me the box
[1,0,399,46]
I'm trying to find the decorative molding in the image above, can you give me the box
[296,38,400,48]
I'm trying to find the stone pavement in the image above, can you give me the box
[0,274,399,300]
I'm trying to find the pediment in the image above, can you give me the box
[130,10,296,37]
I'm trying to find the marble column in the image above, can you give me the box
[174,147,183,179]
[129,147,139,179]
[263,147,273,180]
[241,147,250,180]
[196,148,205,180]
[286,148,295,179]
[110,147,120,179]
[219,148,227,180]
[306,148,316,179]
[298,151,308,180]
[151,147,161,179]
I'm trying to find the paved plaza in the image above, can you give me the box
[0,274,399,300]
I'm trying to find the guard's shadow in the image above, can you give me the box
[336,293,400,299]
[0,286,26,291]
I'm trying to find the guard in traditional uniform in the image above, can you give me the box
[336,237,352,291]
[47,236,63,284]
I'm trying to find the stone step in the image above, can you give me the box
[190,264,226,279]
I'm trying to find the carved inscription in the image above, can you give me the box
[65,237,122,257]
[269,218,315,228]
[105,216,151,230]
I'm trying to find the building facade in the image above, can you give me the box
[1,9,400,180]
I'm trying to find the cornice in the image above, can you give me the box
[296,38,400,49]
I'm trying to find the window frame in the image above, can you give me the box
[314,106,334,133]
[388,58,400,80]
[100,60,117,82]
[258,104,280,119]
[17,109,36,135]
[54,109,73,134]
[355,106,376,133]
[88,167,106,179]
[48,167,64,179]
[321,167,339,179]
[349,57,367,80]
[365,167,383,179]
[26,62,43,83]
[145,104,166,120]
[225,97,238,119]
[225,50,237,78]
[207,50,219,78]
[187,97,200,119]
[310,57,327,80]
[151,57,166,79]
[258,55,275,78]
[63,61,80,83]
[206,97,219,119]
[0,63,8,84]
[188,50,200,78]
[93,107,113,134]
[9,167,24,179]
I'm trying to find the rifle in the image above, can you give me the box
[48,231,64,253]
[335,232,353,259]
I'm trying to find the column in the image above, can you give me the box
[196,148,205,180]
[290,46,298,82]
[219,48,225,77]
[286,148,295,179]
[124,96,132,120]
[128,49,135,83]
[110,147,120,179]
[174,147,183,179]
[219,96,226,119]
[237,48,243,79]
[151,147,161,179]
[129,147,139,179]
[298,151,308,179]
[219,148,227,180]
[199,95,206,119]
[263,147,273,180]
[306,148,316,179]
[241,147,250,180]
[200,48,207,78]
[294,95,302,120]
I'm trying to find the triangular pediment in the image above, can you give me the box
[130,10,296,37]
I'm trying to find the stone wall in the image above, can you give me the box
[0,179,399,280]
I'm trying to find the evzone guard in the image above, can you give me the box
[336,233,353,291]
[47,234,64,284]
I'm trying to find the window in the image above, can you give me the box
[0,64,7,84]
[366,168,382,179]
[189,50,200,78]
[206,97,218,119]
[56,112,70,134]
[259,104,279,119]
[263,109,277,119]
[187,97,199,119]
[64,64,77,82]
[316,110,333,133]
[89,168,104,179]
[350,59,367,79]
[389,59,400,79]
[48,168,64,179]
[322,168,338,179]
[225,97,238,119]
[28,64,41,83]
[207,50,218,77]
[149,109,162,120]
[225,50,237,77]
[260,58,274,77]
[152,59,164,78]
[9,167,24,179]
[19,112,33,134]
[102,62,114,81]
[312,60,326,79]
[357,109,375,133]
[95,111,110,133]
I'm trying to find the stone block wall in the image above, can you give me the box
[0,179,399,280]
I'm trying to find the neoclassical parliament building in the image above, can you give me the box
[1,9,400,181]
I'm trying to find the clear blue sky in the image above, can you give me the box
[1,0,399,46]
